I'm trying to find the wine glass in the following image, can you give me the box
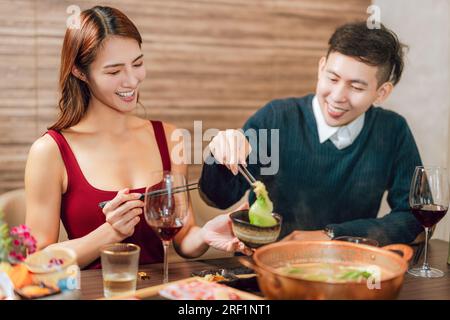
[144,171,188,283]
[408,166,449,278]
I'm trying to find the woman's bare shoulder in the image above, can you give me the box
[161,121,177,133]
[161,122,181,146]
[27,134,63,165]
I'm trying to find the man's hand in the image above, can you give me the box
[208,129,252,175]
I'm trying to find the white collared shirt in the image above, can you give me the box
[312,96,365,150]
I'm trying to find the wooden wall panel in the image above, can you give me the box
[0,0,370,194]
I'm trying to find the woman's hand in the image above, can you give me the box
[209,129,252,175]
[201,203,253,256]
[102,188,144,240]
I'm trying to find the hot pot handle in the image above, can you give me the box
[238,257,282,290]
[238,257,259,272]
[382,244,413,262]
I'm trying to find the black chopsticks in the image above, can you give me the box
[98,182,199,209]
[238,164,256,185]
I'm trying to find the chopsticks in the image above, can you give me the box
[98,182,199,209]
[238,164,257,185]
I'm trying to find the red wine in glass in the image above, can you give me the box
[149,218,183,241]
[411,204,448,228]
[408,166,449,278]
[144,171,189,283]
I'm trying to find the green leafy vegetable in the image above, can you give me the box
[339,270,373,280]
[249,181,277,227]
[286,267,304,274]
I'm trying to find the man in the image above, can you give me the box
[199,22,423,246]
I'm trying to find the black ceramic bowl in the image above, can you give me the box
[229,209,282,248]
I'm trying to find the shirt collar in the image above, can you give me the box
[312,95,365,149]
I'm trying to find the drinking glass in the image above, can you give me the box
[408,166,449,278]
[100,243,140,298]
[144,171,188,283]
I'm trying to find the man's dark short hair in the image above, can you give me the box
[327,22,406,86]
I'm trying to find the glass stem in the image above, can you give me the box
[162,240,170,283]
[422,227,431,271]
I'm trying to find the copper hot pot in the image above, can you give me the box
[240,240,413,300]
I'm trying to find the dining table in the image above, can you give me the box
[79,239,450,300]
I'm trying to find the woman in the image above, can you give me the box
[25,6,249,269]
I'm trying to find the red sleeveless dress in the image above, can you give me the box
[46,121,169,269]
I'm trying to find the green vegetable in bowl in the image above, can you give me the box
[249,181,277,227]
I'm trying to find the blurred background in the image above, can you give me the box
[0,0,448,258]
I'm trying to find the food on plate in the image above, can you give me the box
[24,247,77,273]
[15,282,60,299]
[248,181,277,227]
[159,279,243,300]
[7,263,33,289]
[191,267,259,293]
[203,273,227,282]
[192,267,254,281]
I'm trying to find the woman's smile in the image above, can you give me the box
[115,89,136,103]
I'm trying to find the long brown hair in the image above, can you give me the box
[49,6,142,131]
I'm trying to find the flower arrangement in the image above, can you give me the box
[0,210,79,299]
[0,210,37,264]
